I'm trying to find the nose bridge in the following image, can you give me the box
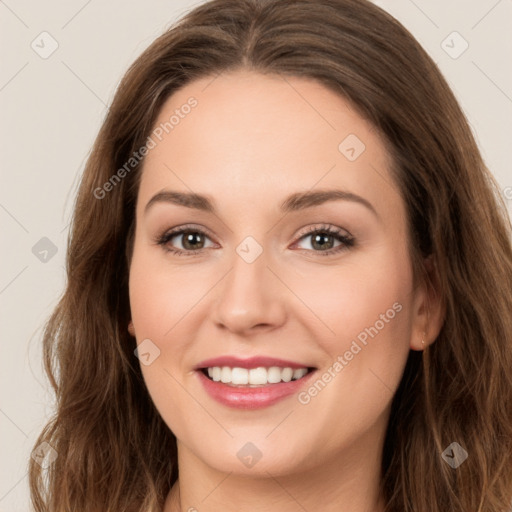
[213,236,286,332]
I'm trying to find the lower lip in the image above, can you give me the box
[195,369,317,410]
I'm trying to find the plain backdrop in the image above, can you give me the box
[1,1,511,510]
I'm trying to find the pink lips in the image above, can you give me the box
[195,355,314,370]
[194,355,317,410]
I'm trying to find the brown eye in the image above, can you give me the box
[294,225,355,256]
[156,225,216,256]
[309,232,337,251]
[173,231,207,250]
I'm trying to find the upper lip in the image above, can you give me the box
[194,356,316,370]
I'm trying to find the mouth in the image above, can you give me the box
[195,364,318,409]
[197,366,317,387]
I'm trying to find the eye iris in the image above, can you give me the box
[312,232,334,250]
[182,232,204,250]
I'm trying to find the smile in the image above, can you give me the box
[196,366,317,409]
[201,366,313,386]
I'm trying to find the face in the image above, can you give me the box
[129,69,421,477]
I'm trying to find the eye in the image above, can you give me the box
[293,224,355,256]
[154,223,355,257]
[155,224,216,256]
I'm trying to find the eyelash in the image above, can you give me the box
[154,223,355,257]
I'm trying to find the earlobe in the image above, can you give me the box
[128,320,136,337]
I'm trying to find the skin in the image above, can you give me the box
[128,70,444,512]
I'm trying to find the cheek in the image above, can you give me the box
[128,243,201,337]
[128,247,195,427]
[294,250,412,347]
[290,256,412,447]
[291,247,414,411]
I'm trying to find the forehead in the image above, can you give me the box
[137,70,402,221]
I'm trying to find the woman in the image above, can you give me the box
[29,0,512,511]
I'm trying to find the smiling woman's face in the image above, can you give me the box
[129,69,427,478]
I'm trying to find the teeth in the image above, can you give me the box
[205,366,309,386]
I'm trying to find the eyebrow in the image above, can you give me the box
[144,188,379,218]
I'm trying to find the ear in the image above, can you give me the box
[128,320,136,337]
[410,254,445,351]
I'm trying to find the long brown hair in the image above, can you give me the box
[29,0,512,510]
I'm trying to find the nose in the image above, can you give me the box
[212,246,287,336]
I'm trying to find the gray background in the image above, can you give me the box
[1,1,511,510]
